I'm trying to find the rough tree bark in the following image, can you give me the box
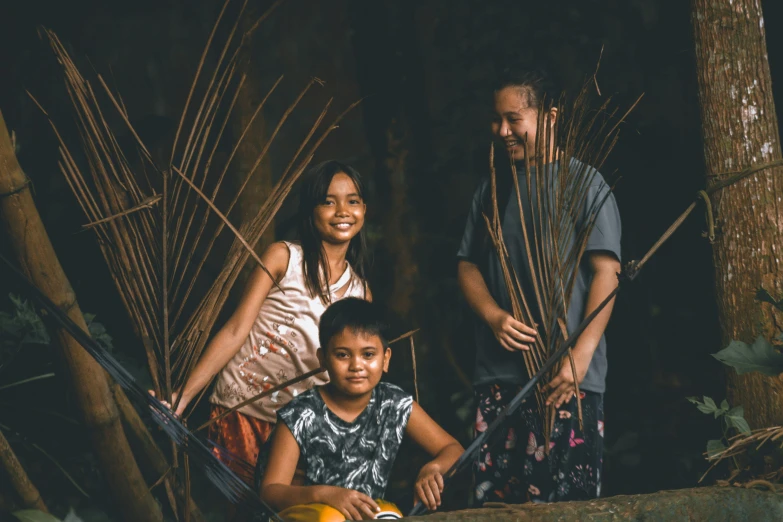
[0,429,48,513]
[234,4,275,250]
[692,0,783,428]
[0,109,164,522]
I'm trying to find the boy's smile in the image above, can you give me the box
[319,327,390,398]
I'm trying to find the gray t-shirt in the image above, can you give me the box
[457,159,621,393]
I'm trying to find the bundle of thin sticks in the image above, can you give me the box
[33,0,360,419]
[482,83,641,446]
[700,426,783,482]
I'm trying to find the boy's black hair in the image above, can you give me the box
[318,298,389,350]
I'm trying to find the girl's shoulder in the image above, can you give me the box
[255,241,294,283]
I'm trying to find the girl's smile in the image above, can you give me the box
[314,173,366,245]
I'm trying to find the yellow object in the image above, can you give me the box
[278,499,402,521]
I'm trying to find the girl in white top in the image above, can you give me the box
[166,160,371,482]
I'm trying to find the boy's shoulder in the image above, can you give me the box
[375,381,412,401]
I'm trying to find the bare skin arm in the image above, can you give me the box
[157,242,290,415]
[457,259,537,351]
[545,251,620,407]
[405,402,464,511]
[260,424,380,520]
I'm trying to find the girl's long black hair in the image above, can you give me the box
[297,160,368,305]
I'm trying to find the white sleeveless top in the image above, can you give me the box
[210,242,366,422]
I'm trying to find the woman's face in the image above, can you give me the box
[313,172,366,246]
[491,86,555,162]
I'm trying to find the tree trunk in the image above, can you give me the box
[407,486,783,521]
[348,0,429,318]
[0,109,164,522]
[692,0,783,428]
[111,383,207,522]
[0,429,48,513]
[234,4,275,251]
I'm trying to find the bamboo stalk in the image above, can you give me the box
[0,428,48,512]
[0,108,164,522]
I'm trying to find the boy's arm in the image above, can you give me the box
[457,259,537,351]
[260,424,380,520]
[545,251,620,407]
[405,402,464,511]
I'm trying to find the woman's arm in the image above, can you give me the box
[545,251,620,407]
[405,402,464,511]
[457,259,536,351]
[166,242,290,415]
[260,425,380,520]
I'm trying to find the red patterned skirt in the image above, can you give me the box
[208,404,274,484]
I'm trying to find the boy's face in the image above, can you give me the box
[319,327,391,397]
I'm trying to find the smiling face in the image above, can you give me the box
[319,327,390,398]
[313,172,366,246]
[491,85,557,162]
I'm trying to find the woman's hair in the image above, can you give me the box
[297,160,368,305]
[318,297,388,351]
[492,67,558,111]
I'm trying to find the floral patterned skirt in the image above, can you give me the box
[474,383,604,504]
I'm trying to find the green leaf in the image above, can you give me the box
[720,399,730,412]
[724,406,751,434]
[706,439,726,457]
[13,510,63,522]
[727,405,744,417]
[688,395,720,415]
[730,416,751,434]
[713,337,783,376]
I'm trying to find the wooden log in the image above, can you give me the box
[404,486,783,521]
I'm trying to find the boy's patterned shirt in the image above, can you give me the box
[277,382,414,499]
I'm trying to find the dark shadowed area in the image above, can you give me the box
[1,0,782,519]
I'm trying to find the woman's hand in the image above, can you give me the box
[487,309,537,352]
[414,462,445,511]
[544,353,590,408]
[315,486,379,520]
[148,390,189,417]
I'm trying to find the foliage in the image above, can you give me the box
[0,293,114,366]
[13,509,83,522]
[686,396,750,458]
[712,336,783,376]
[0,293,51,348]
[710,288,783,377]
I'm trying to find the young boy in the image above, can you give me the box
[260,298,463,520]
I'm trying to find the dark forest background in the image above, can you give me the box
[2,0,783,518]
